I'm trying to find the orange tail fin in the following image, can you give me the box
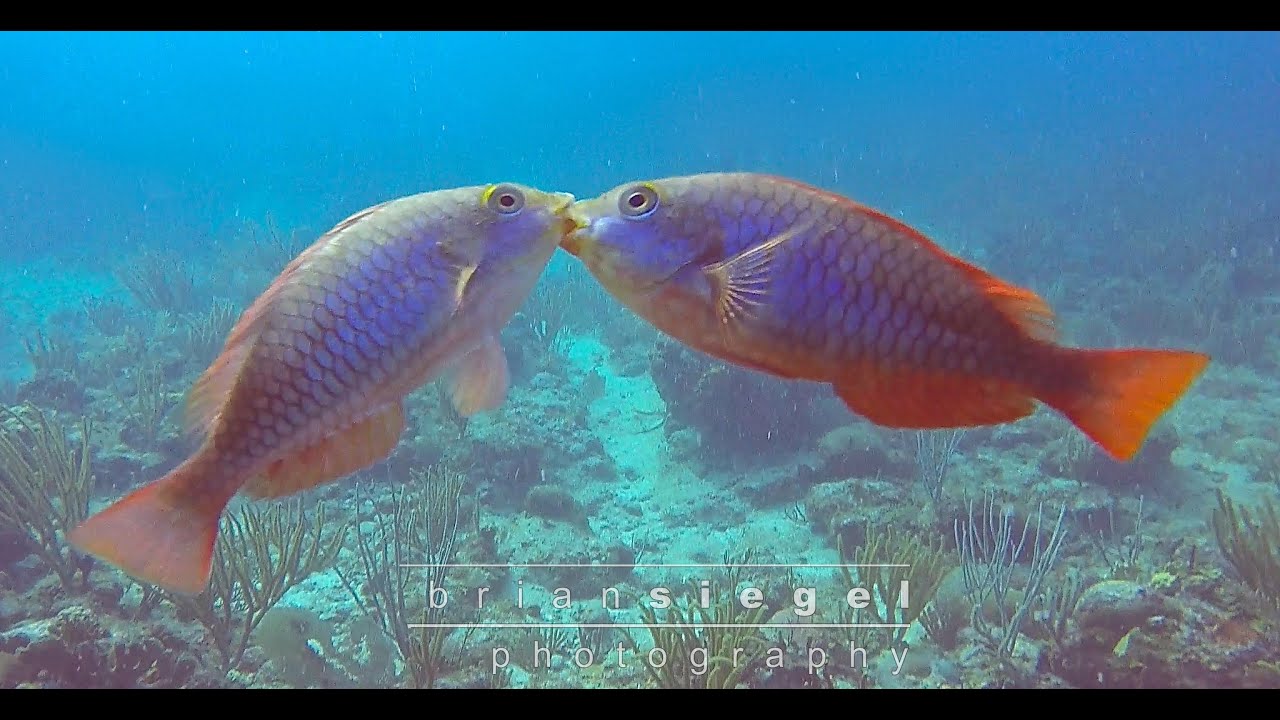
[1039,348,1210,461]
[67,455,231,595]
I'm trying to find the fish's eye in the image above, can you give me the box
[618,184,659,219]
[486,184,525,215]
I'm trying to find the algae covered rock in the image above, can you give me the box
[1074,580,1163,635]
[647,339,831,468]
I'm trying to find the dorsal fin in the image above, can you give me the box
[955,264,1056,343]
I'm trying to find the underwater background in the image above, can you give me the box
[1,30,1278,688]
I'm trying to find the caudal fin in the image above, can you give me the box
[1040,348,1210,461]
[67,456,230,595]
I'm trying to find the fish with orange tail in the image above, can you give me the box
[560,172,1209,461]
[69,183,576,594]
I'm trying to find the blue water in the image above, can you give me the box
[6,32,1274,263]
[1,30,1277,689]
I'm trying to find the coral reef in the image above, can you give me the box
[2,208,1277,690]
[647,339,836,469]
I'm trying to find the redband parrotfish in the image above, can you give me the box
[560,172,1209,461]
[70,183,576,594]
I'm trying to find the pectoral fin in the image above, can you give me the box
[447,334,511,416]
[703,221,813,328]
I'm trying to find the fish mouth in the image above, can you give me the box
[559,205,592,257]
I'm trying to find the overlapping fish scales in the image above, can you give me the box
[562,171,1209,465]
[216,209,452,462]
[69,183,574,594]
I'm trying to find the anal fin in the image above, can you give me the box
[242,402,407,499]
[833,360,1035,429]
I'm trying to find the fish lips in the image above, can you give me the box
[560,206,593,257]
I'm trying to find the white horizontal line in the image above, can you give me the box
[408,623,909,629]
[397,563,909,568]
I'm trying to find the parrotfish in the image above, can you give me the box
[70,183,576,594]
[560,172,1209,461]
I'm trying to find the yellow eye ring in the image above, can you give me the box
[486,184,525,215]
[618,183,659,218]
